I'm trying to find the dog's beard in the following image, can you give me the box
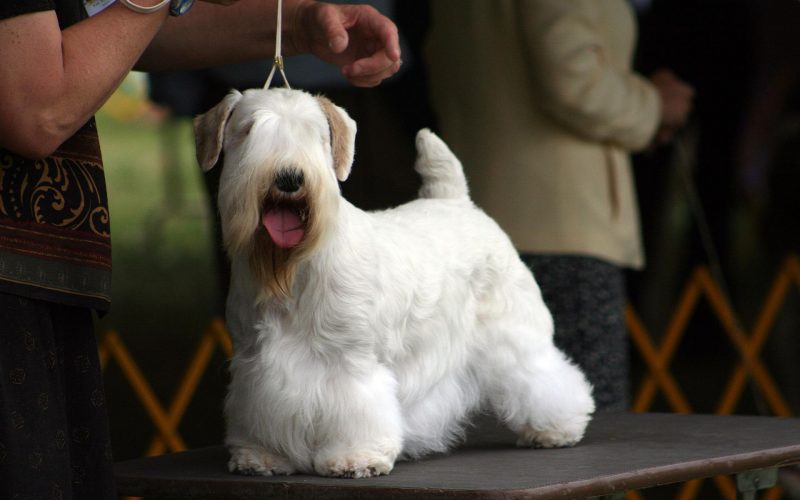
[251,228,297,299]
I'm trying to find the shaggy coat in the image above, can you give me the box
[194,88,594,478]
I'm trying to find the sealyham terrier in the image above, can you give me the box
[194,88,594,479]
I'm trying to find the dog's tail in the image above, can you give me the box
[414,129,469,200]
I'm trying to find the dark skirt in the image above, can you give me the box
[0,293,116,499]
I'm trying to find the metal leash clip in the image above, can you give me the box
[264,0,291,89]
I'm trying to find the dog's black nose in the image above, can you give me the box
[275,170,304,193]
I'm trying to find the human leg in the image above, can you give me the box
[0,293,115,499]
[522,254,630,412]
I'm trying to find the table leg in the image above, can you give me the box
[736,468,778,500]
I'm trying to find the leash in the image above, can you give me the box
[672,128,770,416]
[673,128,730,301]
[264,0,291,89]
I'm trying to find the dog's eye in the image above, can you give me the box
[240,121,254,136]
[232,120,253,137]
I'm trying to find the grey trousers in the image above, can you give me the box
[521,254,630,412]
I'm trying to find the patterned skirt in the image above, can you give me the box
[0,293,116,499]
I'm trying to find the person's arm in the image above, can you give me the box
[138,0,401,88]
[517,0,661,151]
[0,4,168,159]
[0,0,400,159]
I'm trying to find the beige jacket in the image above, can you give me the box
[426,0,660,269]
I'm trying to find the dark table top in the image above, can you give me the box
[115,412,800,499]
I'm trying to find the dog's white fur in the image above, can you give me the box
[195,88,594,479]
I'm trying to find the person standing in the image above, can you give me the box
[0,1,401,497]
[427,0,693,411]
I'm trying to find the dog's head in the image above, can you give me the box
[194,88,357,300]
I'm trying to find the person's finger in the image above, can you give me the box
[315,4,350,54]
[372,14,401,61]
[342,63,392,87]
[343,51,399,80]
[339,4,401,61]
[343,59,401,87]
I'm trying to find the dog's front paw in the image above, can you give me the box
[228,446,296,476]
[314,450,395,479]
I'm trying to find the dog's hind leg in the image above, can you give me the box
[479,325,595,449]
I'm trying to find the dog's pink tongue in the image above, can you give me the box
[262,208,305,248]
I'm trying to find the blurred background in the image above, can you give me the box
[96,1,800,498]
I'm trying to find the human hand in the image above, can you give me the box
[286,1,402,87]
[650,68,694,145]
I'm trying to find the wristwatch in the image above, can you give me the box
[169,0,194,16]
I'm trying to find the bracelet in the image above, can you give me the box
[117,0,171,14]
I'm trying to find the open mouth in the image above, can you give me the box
[261,197,309,249]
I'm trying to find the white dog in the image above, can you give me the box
[194,88,594,479]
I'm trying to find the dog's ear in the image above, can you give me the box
[315,95,356,181]
[194,90,243,171]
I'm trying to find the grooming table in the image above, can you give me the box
[114,412,800,499]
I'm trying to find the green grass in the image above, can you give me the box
[95,106,219,338]
[94,83,228,459]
